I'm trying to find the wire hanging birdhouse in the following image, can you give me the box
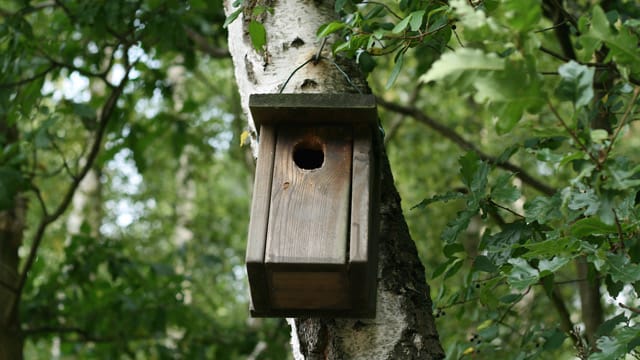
[246,93,380,317]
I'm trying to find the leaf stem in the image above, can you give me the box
[603,86,640,160]
[546,99,601,168]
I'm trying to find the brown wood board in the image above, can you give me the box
[265,125,352,265]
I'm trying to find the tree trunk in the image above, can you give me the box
[0,117,25,360]
[224,0,444,358]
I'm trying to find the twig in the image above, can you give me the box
[489,200,524,218]
[50,139,78,181]
[0,65,57,89]
[535,19,569,33]
[184,26,231,58]
[360,1,403,20]
[547,99,601,168]
[603,86,640,160]
[7,60,135,325]
[619,302,640,314]
[539,47,608,68]
[377,97,556,196]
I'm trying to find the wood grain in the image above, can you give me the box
[265,125,352,265]
[270,271,350,310]
[246,125,277,311]
[349,124,372,263]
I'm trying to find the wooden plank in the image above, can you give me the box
[249,94,378,128]
[349,125,373,263]
[265,126,352,265]
[246,125,277,312]
[269,271,350,310]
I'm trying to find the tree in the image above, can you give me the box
[223,0,444,359]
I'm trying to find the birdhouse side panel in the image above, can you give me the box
[246,125,278,311]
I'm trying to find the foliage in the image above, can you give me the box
[3,0,640,359]
[1,0,289,358]
[317,0,640,359]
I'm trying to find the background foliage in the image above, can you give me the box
[1,0,640,359]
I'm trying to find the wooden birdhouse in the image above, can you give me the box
[246,93,380,318]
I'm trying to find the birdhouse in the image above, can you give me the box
[246,93,380,318]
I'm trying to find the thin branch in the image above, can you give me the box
[547,99,601,167]
[535,19,569,33]
[604,86,640,160]
[7,61,135,325]
[184,26,231,58]
[377,97,556,196]
[549,286,580,345]
[489,200,524,218]
[360,1,403,20]
[385,83,423,145]
[539,46,608,68]
[0,65,57,89]
[619,302,640,314]
[30,185,49,218]
[50,139,78,181]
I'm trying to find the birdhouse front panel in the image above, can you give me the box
[266,126,352,265]
[246,93,379,318]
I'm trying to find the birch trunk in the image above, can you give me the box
[0,117,25,360]
[224,1,444,358]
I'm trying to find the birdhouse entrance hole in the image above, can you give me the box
[293,137,324,170]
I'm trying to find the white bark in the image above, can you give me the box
[226,0,366,154]
[224,1,444,359]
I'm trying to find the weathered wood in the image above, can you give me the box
[265,125,352,265]
[246,125,277,312]
[246,94,380,318]
[349,124,378,316]
[270,271,350,310]
[250,94,377,128]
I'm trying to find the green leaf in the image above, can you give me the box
[392,14,412,33]
[473,255,498,273]
[584,6,640,78]
[441,209,475,244]
[411,191,466,210]
[596,313,628,338]
[248,20,266,52]
[590,336,627,360]
[498,0,541,32]
[524,195,561,224]
[443,243,465,258]
[409,10,426,32]
[356,50,376,74]
[490,173,520,203]
[567,187,600,216]
[542,328,567,351]
[507,258,539,291]
[538,257,570,276]
[223,7,242,28]
[385,51,404,89]
[421,48,505,83]
[317,21,346,38]
[521,237,580,259]
[606,254,640,283]
[555,60,595,108]
[571,217,617,237]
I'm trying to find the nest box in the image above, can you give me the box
[246,93,380,318]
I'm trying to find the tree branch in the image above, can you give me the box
[184,26,230,58]
[377,97,556,196]
[7,61,135,324]
[0,65,57,89]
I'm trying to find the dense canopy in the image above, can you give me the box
[1,0,640,359]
